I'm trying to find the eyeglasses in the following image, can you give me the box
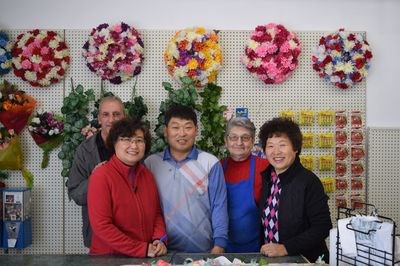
[227,134,252,142]
[118,137,145,146]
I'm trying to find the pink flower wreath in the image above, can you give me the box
[82,22,144,84]
[242,23,301,85]
[12,29,70,87]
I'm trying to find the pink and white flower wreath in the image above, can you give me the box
[82,22,144,84]
[242,23,301,85]
[12,29,70,87]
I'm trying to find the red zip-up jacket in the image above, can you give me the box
[88,155,166,257]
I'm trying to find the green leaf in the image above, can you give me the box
[58,151,65,159]
[61,168,69,177]
[75,85,84,93]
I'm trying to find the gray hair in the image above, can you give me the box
[225,117,256,139]
[99,95,125,113]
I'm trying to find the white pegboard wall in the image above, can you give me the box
[0,29,65,255]
[1,28,370,254]
[367,128,400,225]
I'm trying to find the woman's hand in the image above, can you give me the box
[147,243,157,257]
[152,239,167,256]
[260,243,288,257]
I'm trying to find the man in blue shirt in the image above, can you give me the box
[145,105,228,253]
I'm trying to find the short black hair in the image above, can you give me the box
[258,117,302,155]
[164,105,197,126]
[106,117,152,157]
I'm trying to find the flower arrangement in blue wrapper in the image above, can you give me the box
[0,31,12,75]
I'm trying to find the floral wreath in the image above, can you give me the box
[311,28,373,89]
[82,22,144,84]
[0,31,12,75]
[12,29,70,87]
[164,27,222,87]
[242,23,301,85]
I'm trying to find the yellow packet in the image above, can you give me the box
[318,110,334,125]
[318,132,334,148]
[300,155,315,171]
[302,132,315,148]
[299,110,314,126]
[319,155,334,171]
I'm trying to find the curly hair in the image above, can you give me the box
[106,117,152,157]
[258,117,302,155]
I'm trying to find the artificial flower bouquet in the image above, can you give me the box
[311,28,373,89]
[164,27,222,87]
[0,124,19,169]
[80,124,98,139]
[0,80,36,134]
[82,22,144,84]
[28,111,64,168]
[0,31,12,75]
[12,29,70,87]
[242,23,301,85]
[0,170,8,187]
[0,122,33,187]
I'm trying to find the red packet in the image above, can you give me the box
[350,194,364,209]
[335,110,347,128]
[336,130,347,144]
[336,194,347,208]
[351,111,362,129]
[336,161,347,176]
[336,178,348,190]
[351,130,364,145]
[351,162,364,176]
[351,146,365,161]
[336,145,349,160]
[351,178,363,190]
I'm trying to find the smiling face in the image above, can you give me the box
[225,126,254,161]
[264,134,297,175]
[98,99,125,141]
[164,117,198,161]
[114,129,145,166]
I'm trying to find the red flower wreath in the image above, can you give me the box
[12,29,70,87]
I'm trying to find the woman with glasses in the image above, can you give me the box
[87,118,167,258]
[221,117,269,252]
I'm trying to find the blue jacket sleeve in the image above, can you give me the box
[208,162,229,249]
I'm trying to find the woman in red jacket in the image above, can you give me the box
[88,118,167,258]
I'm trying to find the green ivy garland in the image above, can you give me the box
[151,77,227,158]
[151,77,199,153]
[58,81,95,177]
[197,83,227,159]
